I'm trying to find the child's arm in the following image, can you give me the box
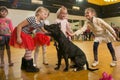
[99,18,118,39]
[67,25,87,37]
[8,19,14,32]
[16,19,29,44]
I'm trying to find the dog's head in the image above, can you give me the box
[44,23,61,38]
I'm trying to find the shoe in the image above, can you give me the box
[110,61,117,67]
[92,61,99,67]
[33,64,37,67]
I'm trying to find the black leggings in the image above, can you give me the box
[93,42,116,61]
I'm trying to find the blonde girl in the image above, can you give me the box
[9,7,49,72]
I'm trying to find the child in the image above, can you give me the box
[9,7,49,72]
[33,19,50,67]
[68,7,118,67]
[55,6,73,40]
[54,6,73,66]
[0,6,14,68]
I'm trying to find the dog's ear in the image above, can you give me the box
[56,23,61,29]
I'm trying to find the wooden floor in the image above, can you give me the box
[0,41,120,80]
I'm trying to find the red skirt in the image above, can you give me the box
[9,28,35,50]
[33,33,50,46]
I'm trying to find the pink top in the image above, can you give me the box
[0,18,14,36]
[55,19,72,37]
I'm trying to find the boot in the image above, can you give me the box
[26,59,39,72]
[21,57,27,70]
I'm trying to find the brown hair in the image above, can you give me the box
[0,6,8,13]
[35,6,50,16]
[85,7,97,16]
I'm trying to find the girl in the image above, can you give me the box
[55,6,73,40]
[68,7,118,67]
[9,7,49,72]
[33,19,50,67]
[0,6,14,68]
[54,6,73,66]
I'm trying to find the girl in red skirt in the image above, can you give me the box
[9,7,49,72]
[33,20,50,67]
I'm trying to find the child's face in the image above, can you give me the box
[38,10,49,20]
[59,10,68,19]
[0,10,8,18]
[85,10,94,20]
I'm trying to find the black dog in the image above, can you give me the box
[44,24,98,71]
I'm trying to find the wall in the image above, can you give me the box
[7,8,120,29]
[104,17,120,27]
[7,8,86,27]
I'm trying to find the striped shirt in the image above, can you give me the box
[22,16,44,34]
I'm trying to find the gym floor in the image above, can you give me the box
[0,41,120,80]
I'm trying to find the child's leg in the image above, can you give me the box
[6,36,13,66]
[6,49,13,66]
[0,49,4,68]
[93,42,99,61]
[34,45,40,66]
[24,49,33,60]
[0,36,5,68]
[107,42,117,67]
[92,42,99,67]
[42,45,48,65]
[107,42,117,61]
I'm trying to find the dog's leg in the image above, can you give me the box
[54,50,62,70]
[54,42,60,65]
[63,54,69,71]
[74,56,85,71]
[70,58,77,68]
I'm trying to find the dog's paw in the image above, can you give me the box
[54,67,59,70]
[63,68,68,72]
[73,68,77,72]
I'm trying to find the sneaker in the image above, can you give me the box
[110,61,117,67]
[33,64,37,67]
[92,61,99,67]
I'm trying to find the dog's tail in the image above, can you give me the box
[86,61,99,71]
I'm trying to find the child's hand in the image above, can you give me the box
[45,32,51,35]
[116,37,120,41]
[66,31,74,36]
[17,37,22,44]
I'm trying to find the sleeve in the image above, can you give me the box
[8,19,14,32]
[26,16,34,24]
[98,18,117,38]
[74,21,88,36]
